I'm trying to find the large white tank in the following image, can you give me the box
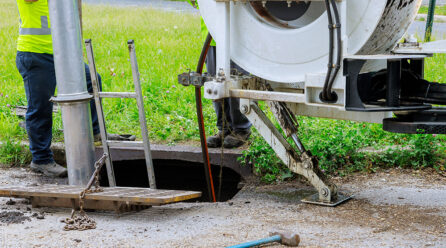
[198,0,422,83]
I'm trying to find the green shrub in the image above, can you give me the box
[240,117,445,181]
[239,133,293,183]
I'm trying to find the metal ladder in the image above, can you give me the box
[84,39,156,189]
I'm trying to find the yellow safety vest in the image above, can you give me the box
[186,0,216,46]
[16,0,53,54]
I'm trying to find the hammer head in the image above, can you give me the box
[269,230,300,247]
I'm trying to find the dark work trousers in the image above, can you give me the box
[206,46,252,133]
[16,51,101,165]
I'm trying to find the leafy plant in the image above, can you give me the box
[239,132,292,183]
[240,117,445,180]
[0,139,31,167]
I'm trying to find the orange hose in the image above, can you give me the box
[195,33,216,202]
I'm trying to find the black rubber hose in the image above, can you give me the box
[195,33,216,202]
[326,0,342,100]
[321,0,334,101]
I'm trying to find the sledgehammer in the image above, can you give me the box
[225,231,300,248]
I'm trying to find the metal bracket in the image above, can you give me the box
[50,93,93,103]
[343,55,432,112]
[203,75,255,100]
[393,40,446,54]
[178,71,212,87]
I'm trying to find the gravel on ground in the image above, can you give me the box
[0,165,445,247]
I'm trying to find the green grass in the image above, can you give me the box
[419,5,446,16]
[0,1,218,145]
[1,1,445,178]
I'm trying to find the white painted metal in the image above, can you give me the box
[393,40,446,54]
[215,2,231,76]
[197,0,422,83]
[230,89,306,103]
[344,54,430,60]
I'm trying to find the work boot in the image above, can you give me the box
[94,133,136,142]
[207,130,230,148]
[30,162,67,178]
[223,130,251,149]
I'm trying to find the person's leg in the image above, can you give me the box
[213,99,232,133]
[205,46,217,77]
[223,62,252,148]
[222,97,252,148]
[205,46,229,147]
[207,46,231,131]
[16,52,55,165]
[228,97,252,133]
[16,52,67,177]
[84,63,101,136]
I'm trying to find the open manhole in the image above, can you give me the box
[100,159,243,202]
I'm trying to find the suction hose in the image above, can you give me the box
[326,0,342,98]
[321,0,334,101]
[196,33,216,202]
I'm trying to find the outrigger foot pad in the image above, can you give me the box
[301,192,353,207]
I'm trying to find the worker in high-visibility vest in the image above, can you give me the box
[15,0,101,177]
[187,1,252,148]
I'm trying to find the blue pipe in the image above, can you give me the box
[225,235,282,248]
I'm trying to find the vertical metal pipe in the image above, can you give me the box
[424,0,436,42]
[48,0,95,185]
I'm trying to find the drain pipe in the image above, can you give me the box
[48,0,96,185]
[424,0,437,42]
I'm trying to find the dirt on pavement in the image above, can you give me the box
[0,166,445,247]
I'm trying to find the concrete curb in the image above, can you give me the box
[94,144,252,179]
[4,141,252,179]
[416,14,446,23]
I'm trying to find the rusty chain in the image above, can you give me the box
[61,153,108,231]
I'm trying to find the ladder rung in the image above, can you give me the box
[99,92,137,99]
[106,140,144,148]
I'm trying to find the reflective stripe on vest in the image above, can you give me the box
[19,15,51,35]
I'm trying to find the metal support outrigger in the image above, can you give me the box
[240,98,352,206]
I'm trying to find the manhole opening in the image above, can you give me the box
[100,159,242,202]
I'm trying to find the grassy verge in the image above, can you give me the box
[0,1,217,146]
[0,1,445,179]
[419,5,446,16]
